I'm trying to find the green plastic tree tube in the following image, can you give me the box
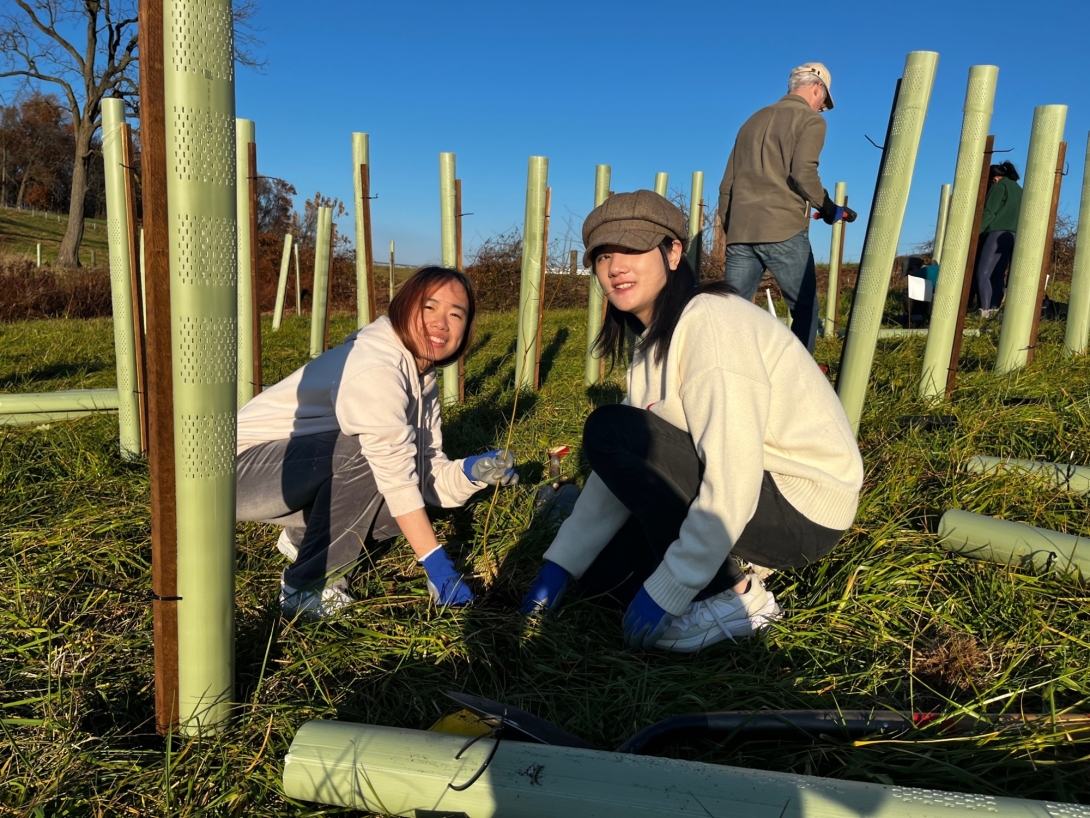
[352,132,373,329]
[653,172,668,197]
[438,152,459,405]
[964,455,1090,494]
[272,233,293,331]
[686,171,704,275]
[309,206,333,359]
[283,720,1070,816]
[584,165,611,387]
[235,118,255,409]
[294,241,301,314]
[933,183,952,264]
[1,410,117,427]
[919,65,998,401]
[100,97,142,460]
[1063,132,1090,356]
[837,51,938,433]
[938,509,1088,581]
[995,105,1067,374]
[163,0,238,733]
[823,181,848,338]
[515,156,549,391]
[0,389,120,414]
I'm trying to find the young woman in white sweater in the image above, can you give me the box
[236,267,517,619]
[520,191,863,652]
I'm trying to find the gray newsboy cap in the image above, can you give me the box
[582,189,688,267]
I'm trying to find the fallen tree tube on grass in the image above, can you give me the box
[937,509,1088,580]
[964,455,1090,494]
[283,720,1079,816]
[0,389,119,415]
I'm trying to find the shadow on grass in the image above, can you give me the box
[464,339,516,399]
[536,327,569,388]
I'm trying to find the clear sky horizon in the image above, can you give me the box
[6,0,1090,268]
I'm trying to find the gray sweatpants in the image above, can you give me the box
[236,431,401,589]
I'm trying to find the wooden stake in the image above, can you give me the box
[121,122,148,453]
[534,186,551,389]
[360,164,377,324]
[139,0,179,735]
[248,142,262,394]
[1027,141,1066,363]
[945,134,994,399]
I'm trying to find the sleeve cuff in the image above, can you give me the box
[383,485,427,517]
[643,562,701,616]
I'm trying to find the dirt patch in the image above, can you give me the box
[913,626,990,692]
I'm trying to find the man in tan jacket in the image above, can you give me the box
[718,62,854,353]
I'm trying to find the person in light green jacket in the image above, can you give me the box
[974,161,1022,317]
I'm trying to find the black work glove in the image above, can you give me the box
[816,190,858,225]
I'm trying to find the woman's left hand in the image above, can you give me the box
[463,449,518,486]
[622,587,675,649]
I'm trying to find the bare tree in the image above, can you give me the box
[0,1,264,267]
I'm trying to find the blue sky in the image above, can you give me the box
[8,0,1090,266]
[232,0,1089,266]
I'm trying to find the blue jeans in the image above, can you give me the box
[725,228,818,352]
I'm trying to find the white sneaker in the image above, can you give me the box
[280,575,355,620]
[277,529,298,562]
[744,561,776,581]
[653,574,782,653]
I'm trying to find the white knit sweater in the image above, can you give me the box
[543,294,864,615]
[236,317,482,517]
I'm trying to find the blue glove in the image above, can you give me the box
[420,547,475,607]
[463,449,518,486]
[622,587,675,649]
[519,560,570,615]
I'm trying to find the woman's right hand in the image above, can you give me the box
[519,560,570,615]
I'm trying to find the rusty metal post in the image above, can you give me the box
[138,0,179,735]
[534,186,552,388]
[944,135,995,399]
[1026,141,1067,363]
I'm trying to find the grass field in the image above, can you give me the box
[2,303,1089,815]
[0,206,109,268]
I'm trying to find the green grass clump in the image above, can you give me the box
[2,308,1089,815]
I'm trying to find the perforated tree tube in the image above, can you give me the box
[964,455,1090,494]
[1,410,117,427]
[837,51,938,433]
[309,206,333,359]
[101,98,142,459]
[995,105,1067,374]
[686,171,704,275]
[938,509,1088,581]
[163,0,238,733]
[823,181,847,338]
[439,152,459,405]
[515,157,549,391]
[583,165,611,387]
[235,118,255,409]
[352,132,373,329]
[653,172,668,197]
[283,720,1069,816]
[933,183,952,264]
[919,65,997,401]
[272,233,293,330]
[1064,132,1090,356]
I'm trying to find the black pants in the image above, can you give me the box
[578,404,843,607]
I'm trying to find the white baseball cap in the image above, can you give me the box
[791,62,834,111]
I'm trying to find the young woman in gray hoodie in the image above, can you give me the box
[236,266,517,619]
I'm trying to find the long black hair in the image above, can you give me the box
[593,240,735,369]
[989,160,1020,182]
